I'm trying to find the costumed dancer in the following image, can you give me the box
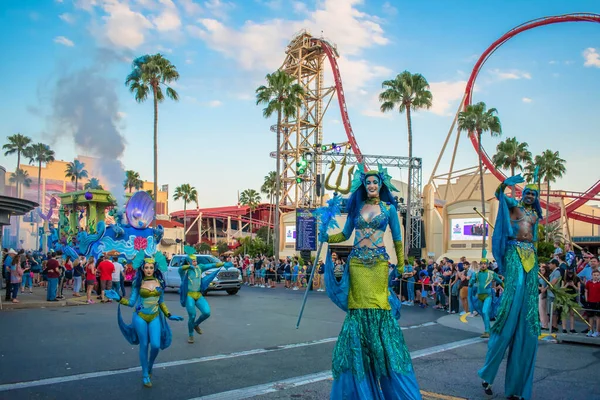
[104,251,184,388]
[179,246,230,343]
[479,173,542,400]
[469,259,503,338]
[320,164,422,400]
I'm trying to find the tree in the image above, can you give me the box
[458,102,502,257]
[24,143,55,248]
[260,171,277,247]
[173,183,198,253]
[239,189,261,235]
[3,133,32,171]
[124,170,143,193]
[126,54,179,226]
[84,178,104,190]
[64,159,89,191]
[256,70,305,261]
[216,240,229,255]
[525,150,566,226]
[195,242,212,254]
[492,137,532,198]
[379,71,432,256]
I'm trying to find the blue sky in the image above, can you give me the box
[1,0,599,211]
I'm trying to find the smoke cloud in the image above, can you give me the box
[50,50,129,208]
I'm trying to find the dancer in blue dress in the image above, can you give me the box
[320,164,422,400]
[105,251,184,388]
[479,173,542,399]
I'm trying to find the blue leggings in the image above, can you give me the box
[406,278,415,301]
[479,295,493,333]
[132,313,161,379]
[186,296,211,336]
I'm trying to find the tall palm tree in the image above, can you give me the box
[65,159,89,191]
[173,183,198,253]
[256,70,305,261]
[492,137,532,198]
[9,169,32,249]
[25,143,55,248]
[126,54,180,225]
[84,178,104,190]
[3,133,32,171]
[261,171,277,246]
[124,170,143,193]
[525,150,566,226]
[239,189,261,235]
[379,71,433,256]
[458,101,502,257]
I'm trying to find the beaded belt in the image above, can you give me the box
[348,246,389,266]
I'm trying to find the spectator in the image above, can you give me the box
[72,256,84,297]
[44,252,60,302]
[111,256,124,297]
[85,257,97,304]
[4,248,17,301]
[547,259,562,330]
[538,264,550,330]
[97,255,115,303]
[584,270,600,337]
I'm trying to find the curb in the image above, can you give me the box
[1,298,90,311]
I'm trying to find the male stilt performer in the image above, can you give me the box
[479,174,542,400]
[470,259,503,338]
[179,253,227,344]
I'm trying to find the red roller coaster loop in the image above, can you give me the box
[463,13,600,225]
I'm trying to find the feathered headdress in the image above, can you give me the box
[350,163,399,193]
[524,165,541,194]
[184,245,197,263]
[132,249,168,272]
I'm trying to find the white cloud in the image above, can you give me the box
[382,1,397,15]
[153,9,181,31]
[292,1,308,14]
[185,59,193,64]
[489,69,531,80]
[548,60,557,65]
[59,13,75,24]
[333,57,391,93]
[522,97,532,103]
[179,0,202,15]
[257,0,282,10]
[361,93,392,119]
[583,48,600,68]
[101,1,153,49]
[204,0,235,20]
[208,100,223,107]
[54,36,75,47]
[427,80,467,116]
[74,0,98,11]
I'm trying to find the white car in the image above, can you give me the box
[165,254,242,295]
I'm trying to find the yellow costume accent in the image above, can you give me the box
[516,246,536,273]
[348,258,391,310]
[188,291,202,300]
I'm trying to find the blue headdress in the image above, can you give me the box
[350,163,400,193]
[522,166,543,220]
[132,249,168,272]
[346,163,399,218]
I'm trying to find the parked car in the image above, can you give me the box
[165,254,242,295]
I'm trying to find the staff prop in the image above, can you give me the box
[473,207,591,329]
[295,194,343,329]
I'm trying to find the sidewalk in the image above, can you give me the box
[0,286,92,311]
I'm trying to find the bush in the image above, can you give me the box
[537,241,555,260]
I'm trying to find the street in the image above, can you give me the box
[0,286,599,399]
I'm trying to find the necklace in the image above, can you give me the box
[365,197,380,205]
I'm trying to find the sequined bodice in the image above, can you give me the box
[137,286,161,315]
[187,266,202,292]
[350,202,390,265]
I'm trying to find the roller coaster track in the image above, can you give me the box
[463,13,600,225]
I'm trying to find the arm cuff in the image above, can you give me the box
[328,232,347,243]
[119,298,130,306]
[394,240,404,273]
[159,303,170,316]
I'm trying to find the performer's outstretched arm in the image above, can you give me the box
[326,214,355,244]
[388,204,404,272]
[119,286,139,307]
[495,182,519,208]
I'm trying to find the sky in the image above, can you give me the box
[1,0,599,212]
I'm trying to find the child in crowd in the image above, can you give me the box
[585,270,600,337]
[419,271,430,308]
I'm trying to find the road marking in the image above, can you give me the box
[193,337,484,400]
[0,320,439,393]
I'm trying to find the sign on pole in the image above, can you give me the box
[295,208,317,251]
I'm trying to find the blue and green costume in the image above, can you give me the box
[320,164,421,400]
[105,251,183,388]
[469,266,503,334]
[478,174,542,399]
[178,247,228,341]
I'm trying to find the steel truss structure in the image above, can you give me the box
[317,152,423,254]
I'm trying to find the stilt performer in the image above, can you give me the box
[469,259,503,338]
[105,250,184,388]
[179,246,227,343]
[318,162,422,400]
[479,172,542,400]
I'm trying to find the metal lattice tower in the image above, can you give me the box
[279,31,336,208]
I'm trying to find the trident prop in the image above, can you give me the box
[473,207,591,329]
[295,155,351,329]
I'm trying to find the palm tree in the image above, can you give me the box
[126,54,180,225]
[173,184,198,253]
[84,178,104,190]
[256,70,305,261]
[3,133,32,171]
[25,143,55,248]
[492,137,532,198]
[239,189,261,235]
[65,159,89,191]
[261,171,277,247]
[379,71,433,256]
[124,170,143,193]
[458,101,502,257]
[9,168,32,249]
[525,150,566,226]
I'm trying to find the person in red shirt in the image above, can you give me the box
[97,255,115,303]
[585,269,600,337]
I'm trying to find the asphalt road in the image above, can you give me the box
[0,286,598,400]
